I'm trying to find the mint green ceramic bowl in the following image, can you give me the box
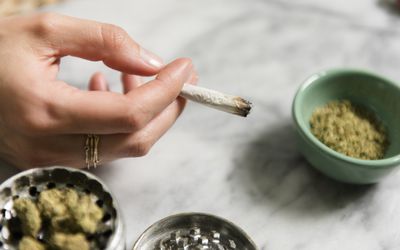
[292,69,400,184]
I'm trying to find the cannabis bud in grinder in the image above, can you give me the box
[13,187,104,250]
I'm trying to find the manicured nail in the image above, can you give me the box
[98,75,108,91]
[171,59,193,81]
[192,74,199,85]
[140,47,164,69]
[188,71,199,85]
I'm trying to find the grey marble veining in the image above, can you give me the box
[1,0,400,249]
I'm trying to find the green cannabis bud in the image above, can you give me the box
[51,233,89,250]
[18,237,45,250]
[14,187,104,250]
[13,198,42,237]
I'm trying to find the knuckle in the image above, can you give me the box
[125,115,142,131]
[32,12,58,35]
[128,134,152,157]
[16,96,55,136]
[122,104,148,132]
[100,24,129,51]
[133,143,151,157]
[30,119,50,135]
[18,114,45,135]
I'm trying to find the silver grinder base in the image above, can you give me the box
[0,167,125,250]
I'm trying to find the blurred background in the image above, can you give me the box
[0,0,60,16]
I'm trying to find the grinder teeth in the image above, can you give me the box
[156,227,237,250]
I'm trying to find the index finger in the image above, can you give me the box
[30,13,163,76]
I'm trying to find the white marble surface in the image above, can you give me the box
[2,0,400,249]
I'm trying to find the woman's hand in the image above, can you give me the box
[0,13,197,169]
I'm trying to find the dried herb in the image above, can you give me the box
[51,233,89,250]
[13,199,41,237]
[13,188,103,250]
[310,100,388,160]
[18,237,45,250]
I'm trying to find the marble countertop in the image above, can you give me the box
[2,0,400,249]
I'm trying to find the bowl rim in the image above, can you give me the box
[292,68,400,169]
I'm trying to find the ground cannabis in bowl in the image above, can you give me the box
[13,187,103,250]
[309,100,388,160]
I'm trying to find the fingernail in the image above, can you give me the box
[140,47,164,69]
[192,74,199,85]
[98,78,107,90]
[171,59,193,81]
[188,72,199,85]
[96,74,109,91]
